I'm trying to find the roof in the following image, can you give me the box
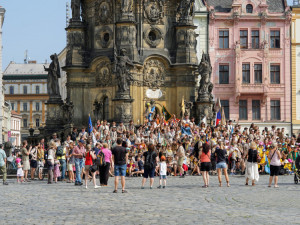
[206,0,286,13]
[4,62,49,75]
[11,110,21,116]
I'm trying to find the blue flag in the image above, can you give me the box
[148,106,156,121]
[88,115,93,134]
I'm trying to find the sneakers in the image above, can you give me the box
[141,186,145,189]
[157,185,162,189]
[163,186,166,189]
[94,185,101,189]
[3,181,8,185]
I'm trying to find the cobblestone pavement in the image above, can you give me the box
[0,175,299,225]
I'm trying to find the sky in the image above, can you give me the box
[1,0,69,70]
[0,0,295,71]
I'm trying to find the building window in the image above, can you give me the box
[252,100,261,120]
[239,100,248,120]
[23,103,27,111]
[219,30,229,49]
[23,86,28,94]
[36,86,40,94]
[246,4,253,13]
[251,30,259,49]
[9,86,14,94]
[270,30,280,48]
[254,64,262,84]
[270,65,280,84]
[23,119,28,128]
[220,100,229,119]
[36,102,40,111]
[271,100,280,120]
[219,65,229,84]
[242,64,250,84]
[11,102,15,111]
[240,30,248,49]
[36,118,40,127]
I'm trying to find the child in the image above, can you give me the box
[16,158,24,183]
[53,159,61,183]
[158,156,167,189]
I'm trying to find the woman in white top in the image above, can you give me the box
[268,143,281,188]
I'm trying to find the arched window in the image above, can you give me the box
[103,97,109,120]
[246,4,253,13]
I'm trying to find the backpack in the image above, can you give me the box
[96,150,106,167]
[145,151,155,169]
[56,146,64,157]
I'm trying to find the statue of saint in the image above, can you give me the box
[121,0,133,14]
[198,54,212,96]
[44,54,61,97]
[115,49,134,93]
[177,0,195,23]
[71,0,81,20]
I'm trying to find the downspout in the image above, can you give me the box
[290,16,293,136]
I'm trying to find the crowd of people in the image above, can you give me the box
[1,114,300,191]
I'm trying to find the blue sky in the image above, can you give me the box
[1,0,69,70]
[0,0,295,70]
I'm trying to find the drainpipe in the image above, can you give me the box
[290,21,293,136]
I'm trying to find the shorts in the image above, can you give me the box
[30,160,37,169]
[160,175,167,179]
[177,157,184,167]
[23,161,30,171]
[114,164,127,177]
[67,164,74,171]
[216,162,227,169]
[37,161,44,168]
[270,165,280,176]
[143,167,156,178]
[85,165,91,171]
[201,162,211,172]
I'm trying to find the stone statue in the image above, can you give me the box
[62,100,74,123]
[177,0,195,23]
[198,54,213,101]
[121,0,133,14]
[71,0,81,20]
[44,54,61,97]
[115,48,134,94]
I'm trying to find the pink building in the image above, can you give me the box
[206,0,292,132]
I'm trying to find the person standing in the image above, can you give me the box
[84,144,100,189]
[215,141,230,187]
[112,137,128,193]
[268,143,281,188]
[200,143,211,188]
[57,145,67,181]
[21,140,32,182]
[73,140,86,186]
[245,141,259,186]
[0,144,8,185]
[177,141,185,178]
[47,141,56,184]
[66,141,75,183]
[141,143,158,189]
[30,143,38,180]
[99,143,112,186]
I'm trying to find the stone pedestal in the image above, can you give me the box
[176,25,198,64]
[45,98,64,134]
[113,98,134,124]
[195,100,214,125]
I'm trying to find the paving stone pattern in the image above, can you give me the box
[0,175,299,225]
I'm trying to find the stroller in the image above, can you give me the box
[294,155,300,184]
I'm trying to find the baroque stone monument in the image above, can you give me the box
[64,0,200,126]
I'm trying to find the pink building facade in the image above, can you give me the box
[206,0,292,132]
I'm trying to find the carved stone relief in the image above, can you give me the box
[93,61,113,87]
[116,26,136,45]
[95,0,113,25]
[143,59,166,89]
[144,0,164,24]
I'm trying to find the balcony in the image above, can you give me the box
[239,83,266,94]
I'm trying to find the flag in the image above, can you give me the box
[162,105,172,121]
[88,115,93,134]
[181,96,185,117]
[221,107,226,126]
[148,106,156,121]
[181,126,192,136]
[215,110,221,126]
[201,116,207,125]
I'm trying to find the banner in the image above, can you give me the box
[162,105,172,121]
